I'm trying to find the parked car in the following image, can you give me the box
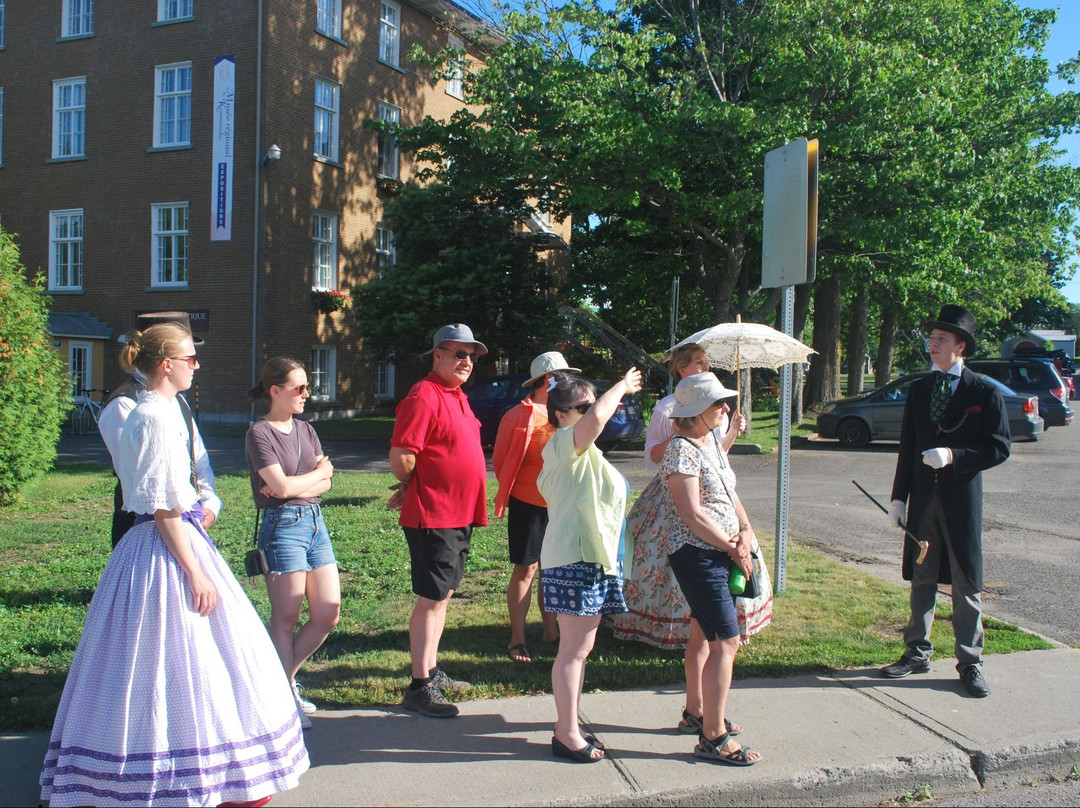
[964,358,1073,427]
[816,372,1044,448]
[465,374,646,448]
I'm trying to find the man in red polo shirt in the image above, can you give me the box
[389,324,489,717]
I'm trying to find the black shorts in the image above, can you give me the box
[404,526,473,601]
[667,543,740,642]
[507,496,548,565]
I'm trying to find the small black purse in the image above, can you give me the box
[737,551,762,601]
[244,509,269,577]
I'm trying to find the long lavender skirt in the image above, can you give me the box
[40,519,309,807]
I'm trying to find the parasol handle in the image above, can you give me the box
[735,314,742,412]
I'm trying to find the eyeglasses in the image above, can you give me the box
[561,402,593,415]
[440,348,480,363]
[279,383,308,396]
[170,355,199,368]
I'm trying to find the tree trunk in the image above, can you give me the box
[790,284,812,424]
[804,276,841,410]
[875,304,900,388]
[846,285,869,396]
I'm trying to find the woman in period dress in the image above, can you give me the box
[40,322,309,807]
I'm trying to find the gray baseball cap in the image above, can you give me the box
[669,372,737,417]
[422,323,488,357]
[522,351,581,387]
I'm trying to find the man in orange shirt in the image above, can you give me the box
[493,352,580,662]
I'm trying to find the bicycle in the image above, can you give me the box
[70,389,109,435]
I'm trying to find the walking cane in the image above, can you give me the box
[852,480,929,565]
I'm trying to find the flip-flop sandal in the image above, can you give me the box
[694,732,759,766]
[678,710,741,736]
[507,644,531,662]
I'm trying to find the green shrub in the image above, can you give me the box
[0,228,69,505]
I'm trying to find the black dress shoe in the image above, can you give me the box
[959,665,989,698]
[880,656,931,679]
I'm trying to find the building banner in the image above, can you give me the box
[211,55,235,241]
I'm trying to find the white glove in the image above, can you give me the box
[888,499,906,528]
[921,447,953,469]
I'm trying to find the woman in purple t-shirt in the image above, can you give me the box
[245,357,340,728]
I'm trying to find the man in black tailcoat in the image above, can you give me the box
[881,305,1010,697]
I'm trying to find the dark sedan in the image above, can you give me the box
[466,373,646,448]
[816,372,1044,448]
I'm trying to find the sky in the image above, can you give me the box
[1024,1,1080,304]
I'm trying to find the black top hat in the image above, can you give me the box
[136,311,204,346]
[924,305,976,356]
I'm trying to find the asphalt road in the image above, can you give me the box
[56,415,1079,645]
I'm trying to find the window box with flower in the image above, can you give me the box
[310,289,350,314]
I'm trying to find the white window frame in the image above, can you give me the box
[314,78,340,162]
[375,223,395,278]
[154,63,192,148]
[312,211,338,290]
[62,0,93,37]
[49,209,84,291]
[151,202,189,287]
[310,347,337,401]
[52,78,86,159]
[377,102,400,179]
[1,1,6,49]
[316,0,341,39]
[69,342,92,399]
[379,1,400,68]
[374,361,396,399]
[157,0,193,22]
[447,35,465,99]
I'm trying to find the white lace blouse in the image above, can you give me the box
[117,390,200,515]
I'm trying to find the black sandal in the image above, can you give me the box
[695,732,759,766]
[552,736,604,763]
[678,710,740,736]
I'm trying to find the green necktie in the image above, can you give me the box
[930,371,952,426]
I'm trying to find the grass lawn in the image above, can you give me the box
[0,464,1051,732]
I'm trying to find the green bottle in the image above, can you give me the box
[729,566,746,595]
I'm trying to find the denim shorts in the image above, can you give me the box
[258,504,337,574]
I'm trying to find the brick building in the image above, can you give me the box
[0,0,516,421]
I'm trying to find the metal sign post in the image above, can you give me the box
[761,138,819,593]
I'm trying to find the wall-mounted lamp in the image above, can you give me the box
[261,144,282,166]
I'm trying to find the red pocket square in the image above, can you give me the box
[964,405,982,414]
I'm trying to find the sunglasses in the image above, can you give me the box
[440,348,480,362]
[561,402,593,415]
[278,383,308,396]
[170,355,199,368]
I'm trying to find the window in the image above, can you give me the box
[63,0,93,37]
[375,223,395,278]
[377,102,400,179]
[312,212,338,290]
[50,209,84,291]
[69,342,92,398]
[314,79,340,162]
[152,203,189,286]
[310,347,336,400]
[53,78,86,158]
[154,63,192,147]
[1,1,5,48]
[316,0,341,39]
[374,362,396,399]
[379,1,400,67]
[447,35,464,99]
[158,0,193,22]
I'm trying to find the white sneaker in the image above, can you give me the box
[295,699,313,729]
[292,681,317,715]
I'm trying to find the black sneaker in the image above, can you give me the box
[430,668,471,692]
[880,656,931,679]
[402,683,459,718]
[959,665,989,698]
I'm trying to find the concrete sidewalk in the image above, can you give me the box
[4,647,1077,807]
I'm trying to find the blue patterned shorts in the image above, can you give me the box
[542,561,627,616]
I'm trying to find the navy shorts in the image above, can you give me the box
[404,526,472,601]
[258,504,337,574]
[667,543,740,641]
